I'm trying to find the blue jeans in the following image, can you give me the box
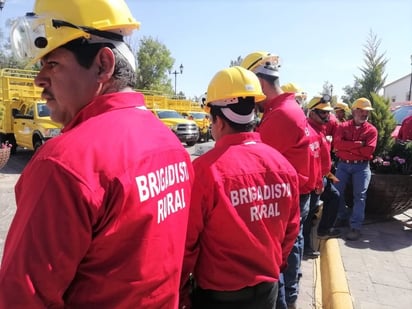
[334,161,371,230]
[277,193,310,308]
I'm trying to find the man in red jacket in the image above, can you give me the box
[180,66,300,309]
[303,96,341,258]
[241,51,315,309]
[334,98,378,241]
[0,1,194,308]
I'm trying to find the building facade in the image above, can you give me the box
[383,73,412,109]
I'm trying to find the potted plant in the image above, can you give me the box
[0,141,12,170]
[367,141,412,217]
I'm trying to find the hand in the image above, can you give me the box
[327,172,340,184]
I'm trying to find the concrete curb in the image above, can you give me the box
[318,239,354,309]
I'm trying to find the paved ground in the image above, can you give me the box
[338,210,412,309]
[1,147,412,308]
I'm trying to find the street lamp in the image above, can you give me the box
[169,64,183,96]
[0,0,6,11]
[330,84,334,98]
[409,54,412,101]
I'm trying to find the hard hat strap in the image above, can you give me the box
[52,19,124,42]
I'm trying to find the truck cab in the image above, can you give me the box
[12,101,61,151]
[180,111,211,142]
[150,109,199,146]
[0,68,62,153]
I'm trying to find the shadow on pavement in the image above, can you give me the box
[341,213,412,252]
[0,148,34,175]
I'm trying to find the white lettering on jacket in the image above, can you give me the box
[229,183,291,207]
[250,202,280,221]
[157,188,186,223]
[135,161,189,202]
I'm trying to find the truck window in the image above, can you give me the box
[38,103,50,117]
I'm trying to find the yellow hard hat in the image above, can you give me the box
[352,98,374,110]
[205,66,266,117]
[240,51,280,77]
[295,92,307,99]
[281,83,301,93]
[334,102,350,112]
[10,0,140,64]
[307,95,333,111]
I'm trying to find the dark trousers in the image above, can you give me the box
[192,281,278,309]
[318,179,340,233]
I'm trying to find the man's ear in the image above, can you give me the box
[215,115,226,131]
[95,47,115,82]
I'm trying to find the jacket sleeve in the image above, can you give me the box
[280,175,300,271]
[179,161,210,308]
[0,159,94,308]
[357,126,378,158]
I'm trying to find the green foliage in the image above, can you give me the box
[135,36,175,95]
[370,93,396,155]
[342,30,388,103]
[342,30,394,157]
[230,56,243,67]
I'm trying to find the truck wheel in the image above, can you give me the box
[34,140,43,152]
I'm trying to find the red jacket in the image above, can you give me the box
[257,93,311,193]
[301,123,324,193]
[334,119,378,161]
[308,118,332,177]
[398,115,412,141]
[180,132,300,305]
[0,92,194,309]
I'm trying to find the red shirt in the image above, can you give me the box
[0,92,194,308]
[334,119,378,161]
[398,115,412,141]
[308,118,332,177]
[180,132,300,304]
[257,93,311,193]
[325,113,338,138]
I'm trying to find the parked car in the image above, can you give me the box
[391,105,412,138]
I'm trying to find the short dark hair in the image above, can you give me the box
[61,38,136,89]
[209,97,257,132]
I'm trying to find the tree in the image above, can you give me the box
[135,36,175,95]
[343,30,388,103]
[230,56,243,67]
[370,93,396,156]
[342,30,394,155]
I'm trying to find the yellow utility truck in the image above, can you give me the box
[180,111,211,142]
[0,68,62,153]
[150,109,199,146]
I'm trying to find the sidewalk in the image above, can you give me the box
[338,210,412,308]
[297,209,412,309]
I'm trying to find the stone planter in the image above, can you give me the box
[365,173,412,218]
[345,173,412,218]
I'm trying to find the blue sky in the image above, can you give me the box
[1,0,411,101]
